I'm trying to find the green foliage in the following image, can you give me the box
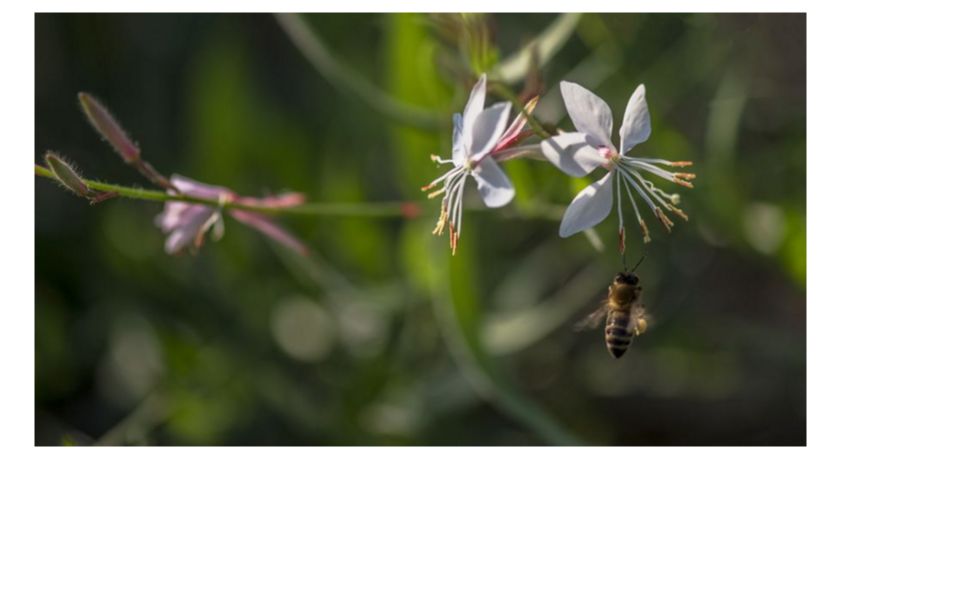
[35,13,806,445]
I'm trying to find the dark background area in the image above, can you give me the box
[35,13,805,445]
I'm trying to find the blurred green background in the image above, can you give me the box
[35,13,805,445]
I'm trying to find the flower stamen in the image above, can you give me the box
[654,208,674,232]
[618,170,649,240]
[432,199,448,236]
[623,164,691,222]
[638,217,651,243]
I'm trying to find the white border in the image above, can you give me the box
[8,3,966,602]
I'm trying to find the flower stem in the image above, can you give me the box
[35,165,410,218]
[35,165,565,221]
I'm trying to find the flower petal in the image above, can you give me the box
[451,113,465,165]
[230,210,309,256]
[460,74,488,151]
[468,102,511,160]
[560,81,614,150]
[618,84,651,154]
[170,174,233,200]
[559,172,614,238]
[163,227,194,255]
[472,156,515,208]
[155,201,191,232]
[157,203,217,254]
[539,132,607,177]
[155,201,213,233]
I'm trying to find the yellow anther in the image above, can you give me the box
[654,208,674,232]
[638,218,651,243]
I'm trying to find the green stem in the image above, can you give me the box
[35,165,565,221]
[36,165,411,218]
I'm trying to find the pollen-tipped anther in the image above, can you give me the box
[667,204,689,221]
[449,223,459,255]
[654,208,674,232]
[638,218,651,243]
[432,201,448,236]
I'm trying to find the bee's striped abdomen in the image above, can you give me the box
[605,308,633,358]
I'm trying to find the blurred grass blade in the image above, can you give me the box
[492,13,582,84]
[421,227,582,446]
[483,263,602,356]
[275,13,444,130]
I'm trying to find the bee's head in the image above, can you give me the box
[614,272,639,286]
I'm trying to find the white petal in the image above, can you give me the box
[618,84,651,154]
[472,156,515,208]
[539,132,607,177]
[468,102,511,160]
[164,228,192,254]
[460,74,488,150]
[560,81,614,150]
[451,113,465,165]
[559,172,614,237]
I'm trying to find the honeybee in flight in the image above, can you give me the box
[577,271,649,359]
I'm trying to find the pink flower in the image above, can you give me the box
[155,175,309,256]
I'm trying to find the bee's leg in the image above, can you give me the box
[634,317,648,336]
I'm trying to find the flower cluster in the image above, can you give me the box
[42,77,694,263]
[424,76,695,257]
[46,93,309,257]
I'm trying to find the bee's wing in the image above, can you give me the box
[631,303,651,336]
[574,302,609,332]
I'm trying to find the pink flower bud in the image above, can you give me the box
[78,92,141,165]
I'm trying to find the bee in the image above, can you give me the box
[577,271,649,359]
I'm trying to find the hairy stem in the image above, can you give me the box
[35,165,565,221]
[36,165,410,218]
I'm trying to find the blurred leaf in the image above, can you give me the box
[275,13,444,129]
[385,13,449,193]
[419,221,582,445]
[492,14,582,84]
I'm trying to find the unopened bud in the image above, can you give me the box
[45,152,91,198]
[78,92,140,164]
[522,95,540,115]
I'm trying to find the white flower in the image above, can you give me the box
[540,81,695,252]
[422,74,517,255]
